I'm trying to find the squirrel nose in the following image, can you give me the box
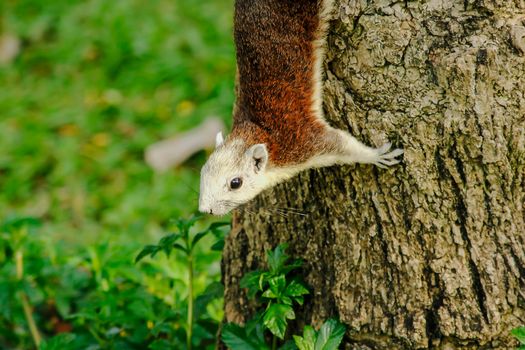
[198,204,213,215]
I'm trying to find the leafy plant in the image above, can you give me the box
[0,217,44,348]
[1,0,235,348]
[512,326,525,350]
[222,316,270,350]
[222,244,346,350]
[240,244,306,340]
[136,215,229,350]
[0,214,228,350]
[293,320,346,350]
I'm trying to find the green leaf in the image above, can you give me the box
[268,275,286,298]
[240,270,264,298]
[208,221,231,235]
[222,323,270,350]
[135,245,160,263]
[172,243,188,254]
[158,233,181,246]
[314,319,346,350]
[0,283,11,319]
[294,336,313,350]
[267,243,289,274]
[303,326,317,344]
[1,216,41,233]
[263,303,295,339]
[39,333,76,350]
[194,281,224,320]
[281,259,303,275]
[193,319,218,344]
[512,326,525,344]
[148,339,173,350]
[211,239,225,251]
[158,233,183,257]
[281,295,293,305]
[195,221,230,252]
[285,280,309,297]
[262,289,278,299]
[293,325,317,350]
[259,272,270,291]
[240,271,263,289]
[173,215,202,238]
[191,230,210,248]
[279,340,299,350]
[284,279,308,305]
[245,312,265,344]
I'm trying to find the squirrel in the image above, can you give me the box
[199,0,403,216]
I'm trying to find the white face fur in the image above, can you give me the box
[199,132,270,215]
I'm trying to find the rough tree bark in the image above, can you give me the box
[222,1,525,349]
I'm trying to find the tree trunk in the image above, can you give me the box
[221,1,525,349]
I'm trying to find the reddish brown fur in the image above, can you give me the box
[231,0,331,166]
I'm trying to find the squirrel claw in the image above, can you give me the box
[377,158,400,166]
[383,148,404,158]
[374,143,404,168]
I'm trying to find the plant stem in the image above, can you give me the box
[272,334,277,350]
[15,250,42,348]
[187,254,194,350]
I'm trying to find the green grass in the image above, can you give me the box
[0,0,235,245]
[0,0,235,348]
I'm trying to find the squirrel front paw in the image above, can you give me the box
[373,143,404,169]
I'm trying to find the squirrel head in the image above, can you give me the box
[199,132,269,215]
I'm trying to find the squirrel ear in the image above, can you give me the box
[247,144,268,173]
[215,132,224,148]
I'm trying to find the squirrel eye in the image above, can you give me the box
[230,177,243,190]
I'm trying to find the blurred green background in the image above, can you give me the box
[0,0,235,348]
